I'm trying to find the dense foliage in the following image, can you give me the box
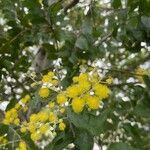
[0,0,150,149]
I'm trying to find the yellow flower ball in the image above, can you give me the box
[72,98,85,113]
[48,102,55,108]
[78,73,89,82]
[49,112,57,123]
[106,77,113,85]
[15,103,21,110]
[73,76,79,83]
[31,132,41,141]
[48,71,55,77]
[42,75,51,83]
[60,108,65,114]
[28,124,36,133]
[38,87,50,98]
[66,86,79,98]
[20,127,27,133]
[94,84,110,99]
[39,124,49,134]
[19,141,27,150]
[57,93,67,105]
[14,118,20,125]
[38,112,49,122]
[30,114,38,122]
[59,122,66,131]
[86,96,100,110]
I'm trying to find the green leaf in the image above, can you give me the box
[2,59,13,70]
[112,0,122,9]
[143,75,150,91]
[67,108,110,135]
[82,20,93,35]
[141,16,150,29]
[108,142,133,150]
[6,99,18,111]
[45,131,73,150]
[134,104,150,118]
[69,52,78,64]
[0,124,9,136]
[75,36,88,50]
[74,130,94,150]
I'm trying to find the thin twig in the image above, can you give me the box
[98,67,147,77]
[96,32,112,46]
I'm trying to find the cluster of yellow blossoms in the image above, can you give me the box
[55,72,111,113]
[19,107,65,142]
[3,95,31,125]
[38,71,59,98]
[2,70,112,147]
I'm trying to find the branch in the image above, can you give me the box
[110,82,140,87]
[98,67,147,77]
[64,0,79,14]
[96,32,112,46]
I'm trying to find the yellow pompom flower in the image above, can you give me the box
[86,96,100,109]
[42,75,51,83]
[73,76,79,83]
[30,114,38,122]
[19,141,27,150]
[48,102,55,108]
[3,108,19,125]
[59,122,66,131]
[60,108,65,114]
[78,81,91,93]
[57,93,67,105]
[66,86,79,98]
[72,98,85,113]
[78,73,89,82]
[106,77,113,85]
[24,95,31,101]
[38,112,49,122]
[51,79,59,86]
[48,71,55,77]
[31,132,41,141]
[20,127,27,133]
[39,124,49,134]
[28,124,36,133]
[15,103,21,110]
[38,87,50,98]
[94,84,110,99]
[31,82,37,87]
[49,112,57,122]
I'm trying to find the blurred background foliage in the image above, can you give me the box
[0,0,150,149]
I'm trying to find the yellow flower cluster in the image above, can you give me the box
[2,69,111,147]
[3,95,31,125]
[3,108,20,125]
[56,72,111,113]
[38,71,59,99]
[59,122,66,131]
[42,71,58,86]
[38,87,50,98]
[20,109,66,142]
[57,93,67,105]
